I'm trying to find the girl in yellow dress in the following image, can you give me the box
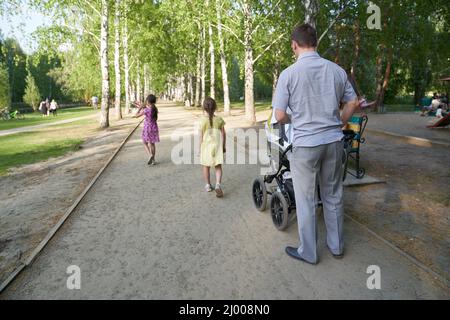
[199,97,226,198]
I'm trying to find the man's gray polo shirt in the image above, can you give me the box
[272,51,357,147]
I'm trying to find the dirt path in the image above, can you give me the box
[1,103,447,299]
[0,114,98,137]
[0,117,140,285]
[344,131,450,280]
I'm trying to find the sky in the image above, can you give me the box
[0,1,49,54]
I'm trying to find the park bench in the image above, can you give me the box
[345,114,368,179]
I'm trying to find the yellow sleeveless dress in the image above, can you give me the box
[200,116,225,167]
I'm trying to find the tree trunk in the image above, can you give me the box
[136,60,141,104]
[376,48,393,110]
[144,64,150,98]
[304,0,319,29]
[216,0,231,115]
[272,57,280,97]
[189,73,194,107]
[195,35,201,107]
[201,25,206,104]
[114,0,122,120]
[334,32,341,64]
[208,22,215,99]
[100,0,110,128]
[122,14,131,114]
[243,0,256,123]
[350,22,361,96]
[374,50,384,112]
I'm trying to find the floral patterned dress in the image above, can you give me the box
[142,107,160,144]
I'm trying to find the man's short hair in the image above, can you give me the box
[291,24,318,48]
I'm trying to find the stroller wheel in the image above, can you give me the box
[270,192,289,231]
[252,178,267,212]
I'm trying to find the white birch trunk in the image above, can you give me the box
[201,25,206,104]
[216,0,231,115]
[122,15,131,114]
[100,0,110,128]
[195,31,202,107]
[144,63,150,98]
[114,0,122,120]
[243,0,256,123]
[189,73,194,107]
[208,22,215,99]
[304,0,319,29]
[136,60,141,103]
[272,48,281,97]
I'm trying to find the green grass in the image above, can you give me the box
[383,105,418,113]
[215,100,272,112]
[0,118,100,176]
[0,106,97,131]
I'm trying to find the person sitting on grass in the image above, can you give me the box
[199,97,226,198]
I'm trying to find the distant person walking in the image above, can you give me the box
[199,97,226,198]
[45,98,51,117]
[273,24,359,264]
[134,95,160,165]
[49,99,58,116]
[91,96,99,110]
[39,99,48,117]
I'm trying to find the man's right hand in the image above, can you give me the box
[341,99,360,127]
[275,109,291,124]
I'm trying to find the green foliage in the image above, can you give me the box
[0,61,10,109]
[23,72,41,111]
[3,38,27,102]
[5,0,450,109]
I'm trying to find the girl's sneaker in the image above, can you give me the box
[148,156,154,165]
[215,184,224,198]
[205,184,213,192]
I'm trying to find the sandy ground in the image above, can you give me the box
[366,113,450,145]
[344,130,450,280]
[1,104,448,299]
[0,116,140,286]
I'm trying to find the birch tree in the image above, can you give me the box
[207,0,215,99]
[216,0,230,114]
[100,0,110,128]
[114,0,122,120]
[303,0,319,28]
[122,10,131,114]
[220,0,286,123]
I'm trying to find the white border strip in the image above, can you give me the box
[367,129,450,148]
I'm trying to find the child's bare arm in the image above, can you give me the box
[198,129,203,156]
[133,110,144,118]
[221,127,226,153]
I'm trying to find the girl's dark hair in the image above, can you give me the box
[203,97,217,127]
[146,94,158,121]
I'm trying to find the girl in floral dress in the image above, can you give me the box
[134,95,160,165]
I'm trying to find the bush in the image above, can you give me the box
[23,73,41,111]
[0,62,11,110]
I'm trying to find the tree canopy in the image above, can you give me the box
[0,0,448,125]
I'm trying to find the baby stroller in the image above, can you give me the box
[252,111,356,231]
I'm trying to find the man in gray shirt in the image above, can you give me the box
[273,24,359,264]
